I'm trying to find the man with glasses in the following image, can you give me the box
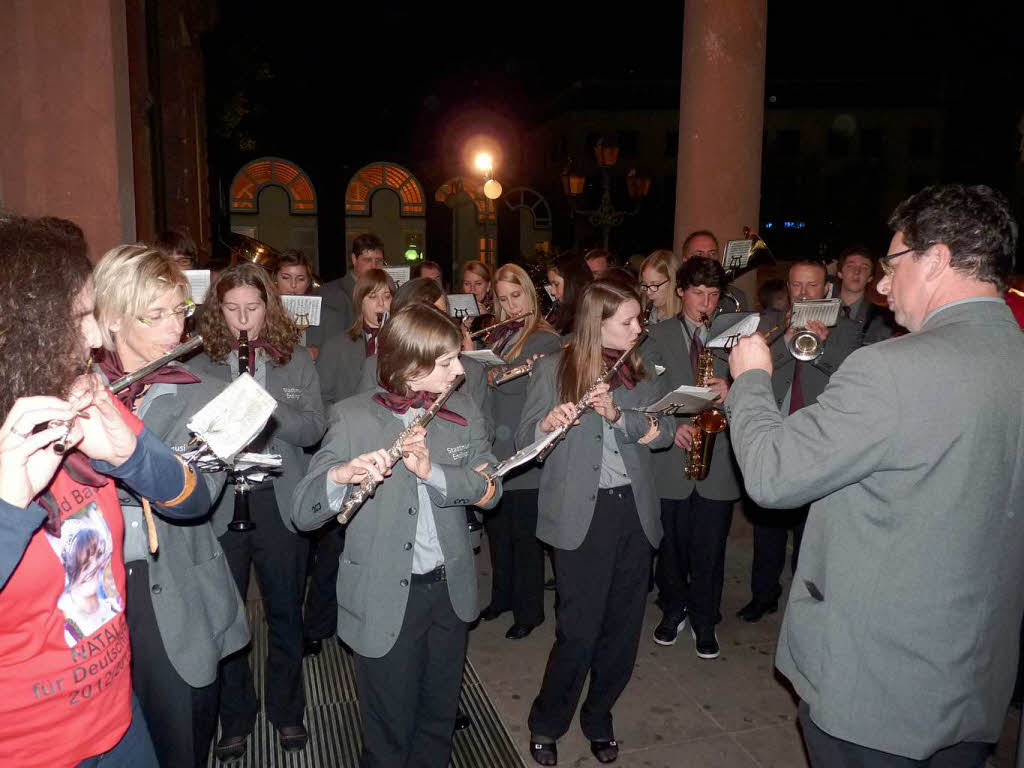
[681,230,751,311]
[836,245,895,344]
[726,184,1024,767]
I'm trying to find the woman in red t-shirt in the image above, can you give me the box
[0,216,210,768]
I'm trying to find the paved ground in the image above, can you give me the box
[468,518,1021,768]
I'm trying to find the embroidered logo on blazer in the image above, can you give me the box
[446,443,470,462]
[282,387,302,400]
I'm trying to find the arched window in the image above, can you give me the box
[434,178,496,224]
[345,162,425,216]
[501,187,552,229]
[229,157,317,214]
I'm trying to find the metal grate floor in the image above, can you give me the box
[207,602,525,767]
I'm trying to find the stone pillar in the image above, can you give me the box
[0,0,135,259]
[673,0,767,256]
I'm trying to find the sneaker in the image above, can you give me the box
[653,611,687,646]
[691,625,720,659]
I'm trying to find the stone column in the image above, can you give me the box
[673,0,767,256]
[0,0,136,259]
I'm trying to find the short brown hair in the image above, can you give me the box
[376,304,461,394]
[274,249,313,276]
[351,233,384,257]
[347,268,397,340]
[154,229,197,260]
[837,245,875,271]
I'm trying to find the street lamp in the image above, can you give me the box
[561,138,650,250]
[473,152,502,265]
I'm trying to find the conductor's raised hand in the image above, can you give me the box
[329,449,393,485]
[729,333,773,380]
[399,425,432,480]
[0,396,81,508]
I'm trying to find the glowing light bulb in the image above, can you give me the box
[474,153,493,172]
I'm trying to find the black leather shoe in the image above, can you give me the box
[479,604,509,621]
[529,739,557,765]
[302,637,323,657]
[736,598,778,623]
[454,711,471,732]
[278,724,308,752]
[590,739,619,763]
[213,734,247,761]
[506,622,538,640]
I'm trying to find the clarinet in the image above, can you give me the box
[228,330,255,532]
[337,373,465,524]
[536,330,647,463]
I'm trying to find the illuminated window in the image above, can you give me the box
[345,162,426,217]
[434,178,496,224]
[230,158,317,214]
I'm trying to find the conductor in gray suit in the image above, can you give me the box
[726,184,1024,767]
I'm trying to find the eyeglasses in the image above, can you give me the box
[880,247,916,278]
[689,249,719,260]
[639,279,669,293]
[137,299,196,326]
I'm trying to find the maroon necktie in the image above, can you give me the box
[789,361,805,414]
[689,324,704,378]
[364,323,381,357]
[372,390,467,426]
[601,347,636,391]
[98,350,201,408]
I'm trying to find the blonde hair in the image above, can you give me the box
[639,249,683,319]
[492,264,556,361]
[461,261,493,308]
[346,268,397,340]
[93,244,191,350]
[376,304,462,394]
[557,280,647,402]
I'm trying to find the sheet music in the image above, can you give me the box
[543,285,556,302]
[461,349,506,367]
[489,429,564,479]
[636,385,718,415]
[281,294,322,327]
[708,314,761,348]
[184,270,211,304]
[187,373,278,461]
[447,293,481,318]
[791,298,841,328]
[384,266,411,287]
[723,240,754,271]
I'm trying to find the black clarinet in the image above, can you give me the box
[228,330,255,532]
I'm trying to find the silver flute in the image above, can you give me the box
[52,335,204,454]
[337,373,465,524]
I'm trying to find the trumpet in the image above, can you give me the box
[338,373,465,524]
[469,312,534,340]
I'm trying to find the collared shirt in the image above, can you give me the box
[599,417,631,488]
[842,296,866,322]
[923,296,1006,326]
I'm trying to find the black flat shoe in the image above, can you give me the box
[278,724,308,752]
[529,739,557,766]
[454,711,471,732]
[590,739,619,763]
[736,598,778,623]
[213,734,247,761]
[505,622,539,640]
[479,604,509,621]
[302,637,323,657]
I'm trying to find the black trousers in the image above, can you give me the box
[218,486,309,735]
[655,491,734,628]
[304,520,345,641]
[528,486,652,742]
[798,701,991,768]
[125,562,219,768]
[353,578,468,768]
[484,488,545,626]
[750,504,808,604]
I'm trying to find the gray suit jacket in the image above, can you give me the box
[725,299,1024,759]
[317,329,366,411]
[844,297,896,345]
[517,354,675,550]
[642,317,741,502]
[121,370,250,687]
[292,389,501,658]
[191,347,327,534]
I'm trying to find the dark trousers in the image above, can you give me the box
[529,487,652,742]
[353,578,468,768]
[125,562,220,768]
[750,504,808,604]
[304,520,345,640]
[218,486,309,735]
[76,695,158,768]
[798,701,991,768]
[655,491,734,628]
[484,488,545,626]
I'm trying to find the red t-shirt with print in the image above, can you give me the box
[0,404,143,767]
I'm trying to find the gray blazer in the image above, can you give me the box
[489,329,563,491]
[317,328,366,411]
[844,296,896,345]
[292,389,501,658]
[121,369,250,688]
[642,317,741,502]
[517,354,675,550]
[191,346,327,534]
[725,299,1024,759]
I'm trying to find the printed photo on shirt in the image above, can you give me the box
[44,504,123,647]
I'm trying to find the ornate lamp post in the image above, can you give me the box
[560,138,651,250]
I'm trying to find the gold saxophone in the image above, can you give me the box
[685,315,728,481]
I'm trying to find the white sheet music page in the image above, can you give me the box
[184,270,211,304]
[790,298,842,328]
[708,314,762,348]
[187,373,278,461]
[461,349,506,367]
[723,240,754,271]
[447,293,481,318]
[638,385,718,415]
[384,266,411,287]
[281,295,322,327]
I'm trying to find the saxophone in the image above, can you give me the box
[684,315,728,481]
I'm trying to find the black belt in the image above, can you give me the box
[411,564,446,584]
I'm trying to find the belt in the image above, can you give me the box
[411,564,446,584]
[598,485,632,499]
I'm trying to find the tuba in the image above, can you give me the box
[685,315,728,481]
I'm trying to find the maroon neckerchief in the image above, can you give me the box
[372,389,468,426]
[364,322,381,357]
[483,319,524,357]
[601,347,636,391]
[97,349,200,409]
[231,336,284,372]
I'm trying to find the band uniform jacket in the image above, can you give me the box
[317,328,366,412]
[291,389,501,658]
[490,329,562,491]
[759,308,864,408]
[725,299,1024,758]
[642,317,741,502]
[190,346,327,535]
[116,367,250,688]
[516,354,675,551]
